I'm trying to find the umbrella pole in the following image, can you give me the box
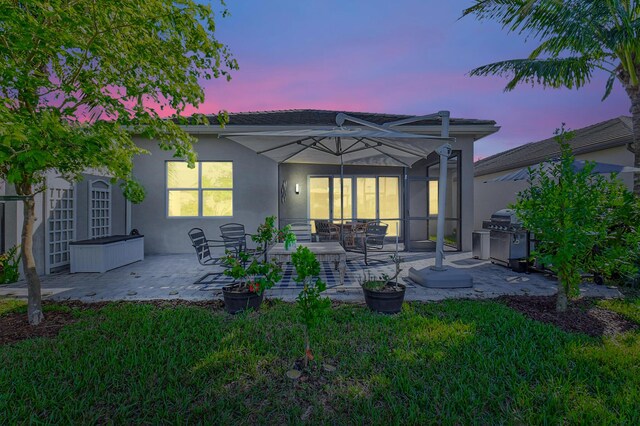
[434,144,451,270]
[339,140,344,245]
[434,111,451,271]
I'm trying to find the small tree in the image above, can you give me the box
[291,246,330,368]
[0,0,238,324]
[515,125,638,311]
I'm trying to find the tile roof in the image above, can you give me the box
[206,109,496,127]
[474,116,633,177]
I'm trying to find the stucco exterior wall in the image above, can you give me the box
[474,145,634,229]
[131,135,279,254]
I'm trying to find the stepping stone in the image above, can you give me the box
[506,276,530,283]
[286,369,301,380]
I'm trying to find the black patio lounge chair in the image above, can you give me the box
[353,222,389,265]
[219,223,264,261]
[188,228,227,284]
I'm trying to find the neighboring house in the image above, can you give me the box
[3,109,499,276]
[474,116,634,229]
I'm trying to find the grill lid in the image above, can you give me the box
[490,209,520,224]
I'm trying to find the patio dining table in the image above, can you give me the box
[267,242,347,286]
[334,222,367,249]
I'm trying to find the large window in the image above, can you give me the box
[308,175,401,236]
[167,161,233,217]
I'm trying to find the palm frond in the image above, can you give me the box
[469,57,594,91]
[602,72,616,101]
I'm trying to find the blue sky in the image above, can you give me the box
[196,0,628,160]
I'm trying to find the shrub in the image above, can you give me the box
[0,245,20,284]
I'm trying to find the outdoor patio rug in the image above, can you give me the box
[198,256,418,291]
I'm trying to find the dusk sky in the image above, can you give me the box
[197,0,628,160]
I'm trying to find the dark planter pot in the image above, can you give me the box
[222,284,264,314]
[363,283,406,314]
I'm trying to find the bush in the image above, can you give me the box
[0,245,20,284]
[514,125,640,311]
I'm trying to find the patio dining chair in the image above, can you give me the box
[315,220,340,242]
[354,222,389,265]
[188,228,227,284]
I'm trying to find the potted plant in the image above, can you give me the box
[252,216,296,261]
[222,250,283,314]
[360,253,406,314]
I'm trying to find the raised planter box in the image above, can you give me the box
[70,235,144,273]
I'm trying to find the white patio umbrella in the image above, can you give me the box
[485,160,640,182]
[225,114,454,251]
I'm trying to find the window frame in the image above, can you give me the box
[165,160,234,218]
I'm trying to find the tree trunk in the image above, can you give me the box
[630,90,640,196]
[618,65,640,195]
[556,274,568,312]
[303,329,312,368]
[17,184,44,325]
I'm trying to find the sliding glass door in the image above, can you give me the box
[308,175,400,236]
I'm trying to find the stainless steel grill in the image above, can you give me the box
[483,209,528,267]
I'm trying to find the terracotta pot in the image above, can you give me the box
[222,284,264,314]
[362,282,406,314]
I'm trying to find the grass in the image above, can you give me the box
[1,298,639,424]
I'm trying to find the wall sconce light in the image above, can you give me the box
[295,183,300,194]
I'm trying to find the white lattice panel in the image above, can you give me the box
[89,180,111,239]
[46,186,75,273]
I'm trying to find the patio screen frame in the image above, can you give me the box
[426,150,462,249]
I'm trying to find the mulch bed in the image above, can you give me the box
[0,299,226,346]
[0,309,78,346]
[500,295,638,337]
[3,296,637,346]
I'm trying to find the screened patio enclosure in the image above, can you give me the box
[226,113,463,251]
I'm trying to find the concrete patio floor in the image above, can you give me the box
[0,251,622,303]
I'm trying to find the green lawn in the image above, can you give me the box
[1,298,639,424]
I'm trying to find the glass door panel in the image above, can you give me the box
[309,177,330,232]
[378,177,399,237]
[356,177,376,221]
[333,177,352,221]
